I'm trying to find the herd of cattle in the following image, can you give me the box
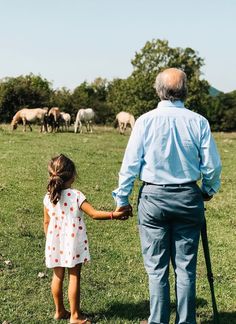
[10,107,135,134]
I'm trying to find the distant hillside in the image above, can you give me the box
[209,86,222,96]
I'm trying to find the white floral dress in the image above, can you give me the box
[43,188,90,268]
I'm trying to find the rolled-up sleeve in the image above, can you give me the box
[112,118,144,207]
[199,119,222,195]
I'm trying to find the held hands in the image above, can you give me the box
[202,192,213,201]
[113,204,133,220]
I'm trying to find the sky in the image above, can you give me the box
[0,0,235,93]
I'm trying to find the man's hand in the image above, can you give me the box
[202,192,213,201]
[115,204,133,218]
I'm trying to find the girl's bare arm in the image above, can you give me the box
[43,207,50,235]
[80,200,130,220]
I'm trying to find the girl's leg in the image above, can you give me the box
[68,264,91,324]
[51,267,70,320]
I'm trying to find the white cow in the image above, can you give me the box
[115,111,135,134]
[74,108,95,133]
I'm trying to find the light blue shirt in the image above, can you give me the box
[113,100,222,207]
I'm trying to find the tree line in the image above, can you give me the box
[0,39,235,131]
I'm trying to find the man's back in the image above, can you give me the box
[114,100,221,206]
[137,100,206,184]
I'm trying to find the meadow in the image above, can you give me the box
[0,125,235,324]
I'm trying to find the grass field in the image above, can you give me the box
[0,124,235,324]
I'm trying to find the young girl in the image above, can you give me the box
[43,154,130,324]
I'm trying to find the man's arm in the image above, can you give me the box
[112,118,144,207]
[199,119,222,196]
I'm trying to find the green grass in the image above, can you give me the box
[0,124,235,324]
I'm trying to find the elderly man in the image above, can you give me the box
[113,68,221,324]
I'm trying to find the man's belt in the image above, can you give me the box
[143,181,197,187]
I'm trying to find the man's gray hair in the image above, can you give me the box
[154,70,188,101]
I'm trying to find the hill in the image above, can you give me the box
[209,86,222,96]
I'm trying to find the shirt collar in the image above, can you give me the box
[157,100,185,109]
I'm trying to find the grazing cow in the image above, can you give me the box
[74,108,95,133]
[115,111,135,134]
[11,108,48,132]
[60,112,71,132]
[47,107,61,132]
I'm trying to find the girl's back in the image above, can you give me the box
[44,188,90,268]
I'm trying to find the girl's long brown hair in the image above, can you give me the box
[47,154,76,205]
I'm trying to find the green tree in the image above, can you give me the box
[108,39,211,118]
[72,78,113,123]
[0,74,52,122]
[90,77,108,101]
[90,78,113,124]
[215,91,236,131]
[107,77,149,117]
[50,87,73,114]
[71,82,94,117]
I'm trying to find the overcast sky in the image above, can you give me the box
[0,0,235,93]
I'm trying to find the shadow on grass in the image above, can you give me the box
[91,299,236,323]
[92,298,211,322]
[98,299,149,322]
[201,311,236,324]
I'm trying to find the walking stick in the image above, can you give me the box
[201,218,220,324]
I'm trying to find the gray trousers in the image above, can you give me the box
[138,182,205,324]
